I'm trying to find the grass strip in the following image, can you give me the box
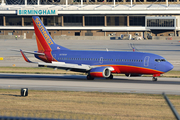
[0,89,180,120]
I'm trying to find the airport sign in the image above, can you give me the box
[17,9,58,15]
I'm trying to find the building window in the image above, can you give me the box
[126,0,134,2]
[73,0,81,2]
[97,0,105,2]
[129,16,145,26]
[89,0,95,2]
[115,0,123,1]
[74,0,86,2]
[6,0,25,5]
[136,0,144,2]
[41,0,61,4]
[0,16,3,26]
[147,0,165,1]
[147,19,174,27]
[168,0,177,1]
[75,32,80,36]
[85,16,104,26]
[64,15,82,26]
[107,16,127,26]
[6,16,22,26]
[24,17,33,26]
[43,16,60,26]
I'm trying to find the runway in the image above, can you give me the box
[0,73,180,95]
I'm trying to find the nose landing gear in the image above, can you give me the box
[152,77,157,81]
[152,74,161,81]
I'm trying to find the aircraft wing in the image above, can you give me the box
[38,62,114,73]
[18,49,113,73]
[38,61,91,72]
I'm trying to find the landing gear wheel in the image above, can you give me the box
[87,75,94,80]
[106,74,113,79]
[152,77,157,81]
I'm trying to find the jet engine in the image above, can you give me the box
[89,67,111,78]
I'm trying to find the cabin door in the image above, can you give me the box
[99,57,103,64]
[144,56,150,67]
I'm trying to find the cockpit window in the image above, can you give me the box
[155,59,166,62]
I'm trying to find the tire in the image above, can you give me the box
[87,75,94,80]
[152,77,157,81]
[109,74,113,79]
[106,74,113,79]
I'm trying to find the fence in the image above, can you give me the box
[0,0,122,5]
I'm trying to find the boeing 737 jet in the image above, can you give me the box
[18,16,173,81]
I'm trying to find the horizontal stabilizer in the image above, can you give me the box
[12,49,44,55]
[20,49,36,63]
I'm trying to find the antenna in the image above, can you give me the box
[129,43,136,52]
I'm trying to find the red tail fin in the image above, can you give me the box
[32,16,69,53]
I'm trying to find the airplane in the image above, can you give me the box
[17,16,174,81]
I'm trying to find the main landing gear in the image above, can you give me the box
[106,74,113,79]
[86,74,114,80]
[152,77,157,81]
[87,75,94,80]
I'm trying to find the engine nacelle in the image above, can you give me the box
[125,74,142,77]
[90,67,111,78]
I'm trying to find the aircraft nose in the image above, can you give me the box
[165,62,173,72]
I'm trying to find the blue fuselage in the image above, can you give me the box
[40,50,174,74]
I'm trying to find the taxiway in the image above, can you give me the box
[0,73,180,95]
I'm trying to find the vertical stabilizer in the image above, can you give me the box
[32,16,69,53]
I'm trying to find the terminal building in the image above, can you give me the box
[0,0,180,39]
